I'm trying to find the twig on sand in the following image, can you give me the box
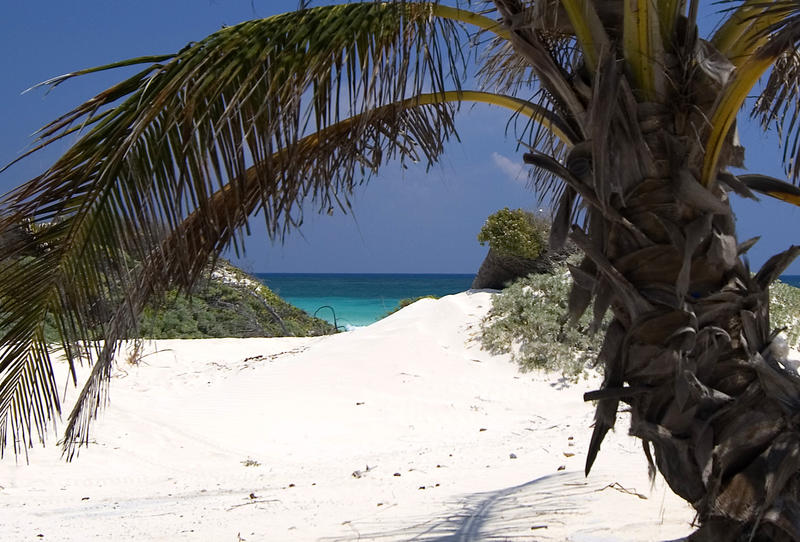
[240,346,309,369]
[597,482,648,500]
[342,520,361,538]
[227,498,280,511]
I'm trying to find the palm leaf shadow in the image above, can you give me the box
[320,471,692,541]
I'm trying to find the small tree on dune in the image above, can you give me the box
[472,207,559,288]
[6,1,800,538]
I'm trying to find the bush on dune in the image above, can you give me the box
[477,207,547,260]
[480,270,609,379]
[140,260,336,339]
[0,254,334,341]
[481,271,800,380]
[770,280,800,349]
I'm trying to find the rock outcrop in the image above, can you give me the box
[471,243,576,290]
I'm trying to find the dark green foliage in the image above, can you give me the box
[476,208,547,260]
[480,269,609,379]
[139,261,335,338]
[1,258,334,341]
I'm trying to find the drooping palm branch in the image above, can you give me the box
[0,2,573,458]
[741,173,800,205]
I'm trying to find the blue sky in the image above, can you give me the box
[1,1,799,274]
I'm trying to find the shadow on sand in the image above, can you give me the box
[323,471,630,541]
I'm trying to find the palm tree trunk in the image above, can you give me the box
[574,143,800,540]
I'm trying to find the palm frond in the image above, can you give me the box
[753,43,800,183]
[53,85,574,455]
[0,1,482,456]
[478,27,539,94]
[657,0,685,45]
[740,173,800,206]
[712,0,768,61]
[472,4,580,201]
[559,0,610,73]
[712,0,794,67]
[478,0,591,207]
[493,0,587,123]
[703,1,800,186]
[519,89,578,200]
[435,3,511,39]
[622,0,665,100]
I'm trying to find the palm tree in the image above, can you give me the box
[4,0,800,537]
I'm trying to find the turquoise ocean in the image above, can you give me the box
[256,273,474,328]
[256,273,800,329]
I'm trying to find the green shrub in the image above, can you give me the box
[481,274,800,379]
[771,280,800,349]
[0,232,333,340]
[479,270,609,379]
[477,208,547,260]
[137,260,336,339]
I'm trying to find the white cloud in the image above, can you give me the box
[491,152,526,183]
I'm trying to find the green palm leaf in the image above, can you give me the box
[0,1,574,457]
[56,87,575,455]
[0,1,476,455]
[702,1,800,186]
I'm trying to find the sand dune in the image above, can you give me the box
[0,291,694,541]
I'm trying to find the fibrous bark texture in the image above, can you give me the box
[514,24,800,542]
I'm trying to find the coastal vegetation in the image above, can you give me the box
[481,270,609,379]
[0,253,334,342]
[770,281,800,350]
[472,207,576,289]
[483,271,800,380]
[477,208,546,260]
[140,260,335,339]
[0,220,332,339]
[5,1,800,538]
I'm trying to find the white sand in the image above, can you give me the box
[0,291,695,541]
